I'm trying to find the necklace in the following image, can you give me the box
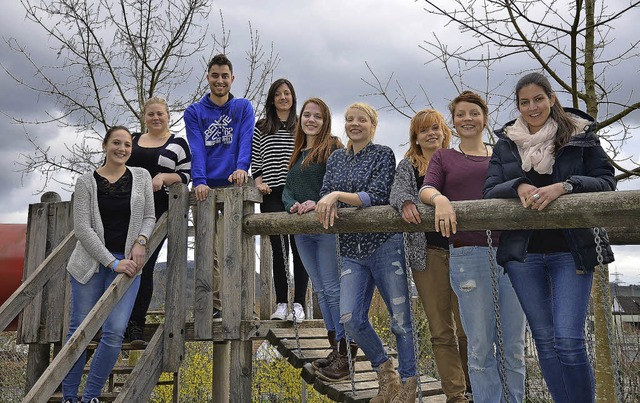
[458,143,489,162]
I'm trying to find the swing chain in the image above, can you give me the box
[280,234,303,358]
[335,234,357,396]
[402,232,424,402]
[593,227,623,403]
[486,229,510,403]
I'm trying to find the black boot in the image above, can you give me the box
[312,330,337,370]
[316,338,358,382]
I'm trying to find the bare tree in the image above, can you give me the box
[365,0,640,180]
[2,0,279,191]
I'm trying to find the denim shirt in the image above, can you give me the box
[320,142,396,259]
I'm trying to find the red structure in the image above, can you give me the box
[0,224,26,331]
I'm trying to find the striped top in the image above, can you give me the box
[127,133,192,216]
[251,122,295,188]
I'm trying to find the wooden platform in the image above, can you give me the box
[265,326,446,402]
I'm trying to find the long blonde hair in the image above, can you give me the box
[344,102,378,153]
[405,109,451,175]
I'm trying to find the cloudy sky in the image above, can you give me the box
[1,0,638,282]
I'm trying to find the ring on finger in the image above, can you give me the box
[533,193,541,200]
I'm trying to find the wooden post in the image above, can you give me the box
[163,184,189,371]
[22,193,61,392]
[42,196,72,342]
[193,192,215,340]
[593,264,617,402]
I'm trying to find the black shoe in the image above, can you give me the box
[213,308,222,320]
[127,321,147,347]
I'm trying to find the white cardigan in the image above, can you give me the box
[66,167,156,284]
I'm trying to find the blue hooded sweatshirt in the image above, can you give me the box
[184,93,255,187]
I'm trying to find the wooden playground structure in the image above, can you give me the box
[0,185,638,402]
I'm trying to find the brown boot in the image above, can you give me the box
[312,330,337,370]
[391,376,418,403]
[370,359,401,403]
[316,338,358,382]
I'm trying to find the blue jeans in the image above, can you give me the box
[339,233,416,380]
[506,252,595,403]
[294,233,344,341]
[449,246,526,403]
[62,253,140,402]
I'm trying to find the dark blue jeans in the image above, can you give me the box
[62,253,141,402]
[506,252,595,403]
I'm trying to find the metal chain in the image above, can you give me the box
[402,232,424,402]
[486,230,510,403]
[280,234,302,358]
[335,234,357,396]
[593,227,623,403]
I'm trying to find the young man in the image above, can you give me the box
[185,54,255,318]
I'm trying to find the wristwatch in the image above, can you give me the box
[136,236,148,248]
[562,180,574,194]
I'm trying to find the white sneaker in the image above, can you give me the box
[287,303,305,322]
[270,303,288,320]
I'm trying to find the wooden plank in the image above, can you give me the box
[221,187,243,339]
[193,193,215,339]
[337,375,442,403]
[267,326,329,340]
[229,340,253,402]
[42,200,73,342]
[115,324,165,402]
[258,236,273,320]
[23,273,138,402]
[241,194,256,322]
[0,231,75,333]
[163,184,189,372]
[18,203,48,343]
[243,190,640,239]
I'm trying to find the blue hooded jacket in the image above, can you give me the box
[184,93,255,187]
[483,108,616,271]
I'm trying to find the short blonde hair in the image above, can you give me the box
[344,102,378,152]
[143,96,170,116]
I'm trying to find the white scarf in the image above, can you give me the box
[506,116,557,175]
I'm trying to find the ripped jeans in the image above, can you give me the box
[339,233,416,379]
[449,245,526,403]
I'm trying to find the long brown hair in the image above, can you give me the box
[256,78,298,135]
[405,109,451,175]
[289,98,343,169]
[515,72,578,151]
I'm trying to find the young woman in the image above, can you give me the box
[252,78,309,321]
[419,91,526,403]
[316,103,417,402]
[126,96,191,344]
[484,72,616,403]
[282,98,345,377]
[390,109,471,403]
[62,126,156,403]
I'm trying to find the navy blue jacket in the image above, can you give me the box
[483,108,615,271]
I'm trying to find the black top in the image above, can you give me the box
[524,169,569,253]
[127,134,167,216]
[94,169,132,253]
[414,168,449,250]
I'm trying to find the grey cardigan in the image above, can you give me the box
[66,167,156,284]
[389,158,428,271]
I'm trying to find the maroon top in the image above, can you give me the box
[424,148,499,246]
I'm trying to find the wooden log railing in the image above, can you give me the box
[243,190,640,245]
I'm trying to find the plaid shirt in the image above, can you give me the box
[320,142,396,259]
